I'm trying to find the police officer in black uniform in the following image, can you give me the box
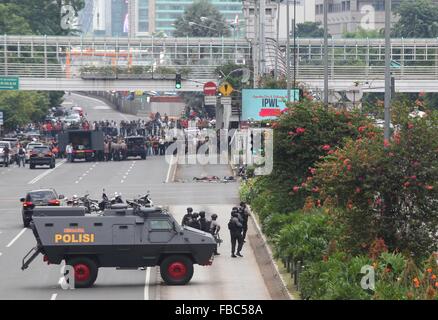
[199,211,210,232]
[228,208,244,258]
[181,207,193,226]
[239,202,250,242]
[189,212,202,230]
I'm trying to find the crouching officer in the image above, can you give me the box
[228,208,244,258]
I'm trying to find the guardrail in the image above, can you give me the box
[2,35,438,85]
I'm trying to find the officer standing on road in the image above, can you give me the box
[182,207,193,226]
[228,208,244,258]
[239,202,250,242]
[17,145,26,168]
[189,212,202,230]
[66,143,73,162]
[199,211,210,232]
[2,144,10,167]
[210,214,221,256]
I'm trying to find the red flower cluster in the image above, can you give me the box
[322,145,331,151]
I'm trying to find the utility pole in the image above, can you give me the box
[274,0,281,80]
[384,0,392,142]
[293,0,297,89]
[323,0,329,108]
[253,0,260,88]
[287,0,291,102]
[260,0,266,75]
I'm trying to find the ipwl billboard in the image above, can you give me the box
[242,89,299,121]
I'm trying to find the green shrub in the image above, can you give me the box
[300,252,373,300]
[274,209,338,263]
[262,213,297,239]
[312,113,438,259]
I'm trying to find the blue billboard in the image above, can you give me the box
[242,89,299,121]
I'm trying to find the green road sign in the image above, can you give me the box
[390,60,401,69]
[0,77,19,90]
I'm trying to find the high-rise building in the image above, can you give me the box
[314,0,438,38]
[128,0,243,37]
[111,0,129,37]
[243,0,316,41]
[89,0,129,36]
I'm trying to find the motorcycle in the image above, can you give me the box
[110,192,124,205]
[66,195,80,207]
[98,190,111,211]
[79,194,99,213]
[136,192,153,207]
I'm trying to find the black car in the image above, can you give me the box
[29,145,56,169]
[20,189,64,227]
[126,136,147,160]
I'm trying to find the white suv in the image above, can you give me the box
[0,141,15,166]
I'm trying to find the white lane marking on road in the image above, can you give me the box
[71,93,130,121]
[50,294,57,300]
[144,267,151,300]
[6,228,27,248]
[28,160,66,185]
[93,106,111,110]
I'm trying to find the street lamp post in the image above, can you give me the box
[384,0,392,142]
[200,16,245,39]
[188,21,224,37]
[274,0,281,80]
[286,0,291,102]
[293,0,297,89]
[323,0,329,108]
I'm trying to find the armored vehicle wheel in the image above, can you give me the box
[29,164,35,169]
[141,154,146,160]
[66,257,98,288]
[160,255,194,285]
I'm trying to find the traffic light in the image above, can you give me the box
[175,74,182,89]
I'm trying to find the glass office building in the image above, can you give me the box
[155,0,243,35]
[129,0,243,36]
[112,0,129,36]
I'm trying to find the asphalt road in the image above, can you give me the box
[0,93,270,300]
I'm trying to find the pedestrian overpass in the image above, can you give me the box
[1,35,438,92]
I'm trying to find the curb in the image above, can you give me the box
[247,205,294,300]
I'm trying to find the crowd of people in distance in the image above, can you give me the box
[180,202,250,258]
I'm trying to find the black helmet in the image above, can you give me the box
[187,207,193,213]
[211,214,218,220]
[231,211,238,218]
[240,202,246,207]
[199,211,206,218]
[231,207,239,213]
[192,212,199,219]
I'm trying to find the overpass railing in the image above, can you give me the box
[1,35,438,82]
